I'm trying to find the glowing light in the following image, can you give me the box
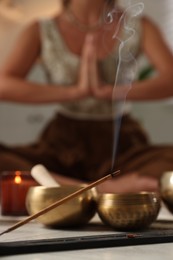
[170,175,173,185]
[14,171,22,184]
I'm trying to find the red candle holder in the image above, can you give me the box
[0,171,37,216]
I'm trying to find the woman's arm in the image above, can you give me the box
[0,23,91,104]
[126,16,173,100]
[91,17,173,101]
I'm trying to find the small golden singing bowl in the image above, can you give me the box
[97,192,160,231]
[160,171,173,214]
[26,185,97,228]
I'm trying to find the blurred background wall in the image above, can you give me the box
[0,0,62,65]
[0,0,173,145]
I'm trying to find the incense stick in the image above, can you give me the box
[0,170,120,236]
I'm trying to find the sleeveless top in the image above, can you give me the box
[39,15,142,120]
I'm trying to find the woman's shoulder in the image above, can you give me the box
[140,15,161,33]
[16,21,41,48]
[21,21,40,36]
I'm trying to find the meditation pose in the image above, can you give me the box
[0,0,173,192]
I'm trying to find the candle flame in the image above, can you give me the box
[14,172,22,184]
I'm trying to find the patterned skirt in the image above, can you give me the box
[0,113,173,181]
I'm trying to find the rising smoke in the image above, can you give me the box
[104,1,144,170]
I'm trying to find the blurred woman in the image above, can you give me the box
[0,0,173,192]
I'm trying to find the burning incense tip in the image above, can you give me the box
[111,170,120,178]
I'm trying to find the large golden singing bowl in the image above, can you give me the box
[160,171,173,214]
[97,192,161,231]
[26,185,97,228]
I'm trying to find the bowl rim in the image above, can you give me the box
[97,192,161,204]
[98,191,159,197]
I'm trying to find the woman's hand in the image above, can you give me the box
[87,35,115,100]
[77,34,129,101]
[76,34,93,99]
[86,35,131,101]
[88,36,107,98]
[97,172,158,194]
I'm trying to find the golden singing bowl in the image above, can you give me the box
[97,192,161,231]
[26,185,97,228]
[160,171,173,214]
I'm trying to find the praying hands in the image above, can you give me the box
[78,33,129,101]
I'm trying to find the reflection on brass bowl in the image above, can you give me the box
[97,192,160,231]
[26,185,97,228]
[160,171,173,214]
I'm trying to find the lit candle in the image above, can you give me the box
[0,171,37,216]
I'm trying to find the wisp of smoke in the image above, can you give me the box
[103,1,144,170]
